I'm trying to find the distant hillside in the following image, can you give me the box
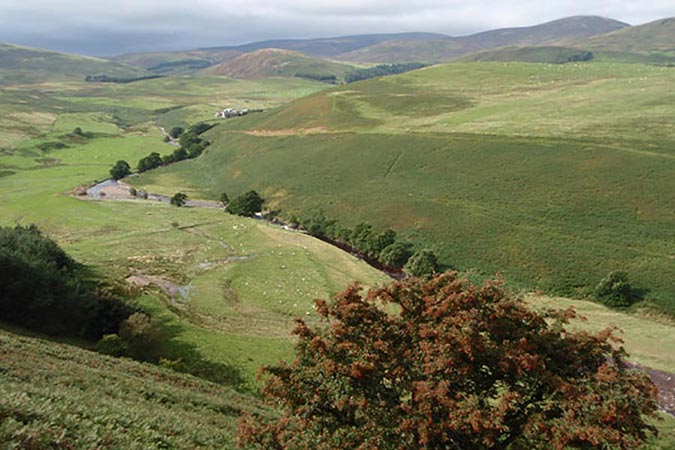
[210,32,448,58]
[460,45,675,66]
[459,46,596,64]
[206,48,355,81]
[113,33,441,75]
[0,42,147,85]
[566,17,675,55]
[115,48,242,75]
[338,16,629,63]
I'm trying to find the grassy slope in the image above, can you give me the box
[0,75,326,150]
[0,43,147,85]
[0,75,388,385]
[206,49,354,80]
[133,62,675,312]
[5,326,670,449]
[459,46,675,65]
[0,328,260,449]
[1,64,674,447]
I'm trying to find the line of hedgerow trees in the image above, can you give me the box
[287,209,440,277]
[109,122,214,180]
[344,63,428,83]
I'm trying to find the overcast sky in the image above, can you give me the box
[1,0,673,56]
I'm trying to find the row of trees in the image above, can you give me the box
[345,63,428,83]
[292,210,440,277]
[109,122,214,177]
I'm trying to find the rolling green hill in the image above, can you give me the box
[460,45,675,65]
[459,46,594,63]
[337,16,627,63]
[206,49,355,80]
[1,55,674,447]
[132,62,675,314]
[0,42,148,85]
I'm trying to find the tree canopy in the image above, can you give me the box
[170,192,188,207]
[0,225,133,338]
[226,191,264,217]
[238,273,658,450]
[109,160,131,180]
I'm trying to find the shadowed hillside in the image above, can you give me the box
[0,43,148,85]
[338,16,628,62]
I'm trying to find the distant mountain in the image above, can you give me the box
[0,42,147,85]
[207,32,449,58]
[115,49,242,75]
[337,16,629,63]
[565,17,675,54]
[114,33,444,75]
[460,17,675,66]
[205,48,354,81]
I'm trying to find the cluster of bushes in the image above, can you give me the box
[566,51,594,62]
[291,210,439,277]
[344,63,428,83]
[96,312,164,362]
[294,73,338,83]
[37,141,68,152]
[594,270,641,308]
[70,127,94,139]
[0,225,135,338]
[136,122,214,173]
[84,74,165,83]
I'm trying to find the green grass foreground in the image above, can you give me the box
[0,328,259,449]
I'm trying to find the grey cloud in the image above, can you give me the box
[0,0,672,55]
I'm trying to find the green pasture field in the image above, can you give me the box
[0,75,387,386]
[134,62,675,313]
[1,63,674,447]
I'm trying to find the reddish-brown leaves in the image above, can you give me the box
[237,272,658,450]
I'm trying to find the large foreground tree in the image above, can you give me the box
[238,273,657,450]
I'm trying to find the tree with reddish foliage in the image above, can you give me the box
[237,273,658,450]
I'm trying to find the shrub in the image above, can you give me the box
[119,313,164,362]
[379,242,413,268]
[220,192,229,206]
[170,192,188,207]
[405,249,440,278]
[128,187,137,197]
[96,334,128,357]
[595,271,636,307]
[169,126,184,139]
[238,273,659,449]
